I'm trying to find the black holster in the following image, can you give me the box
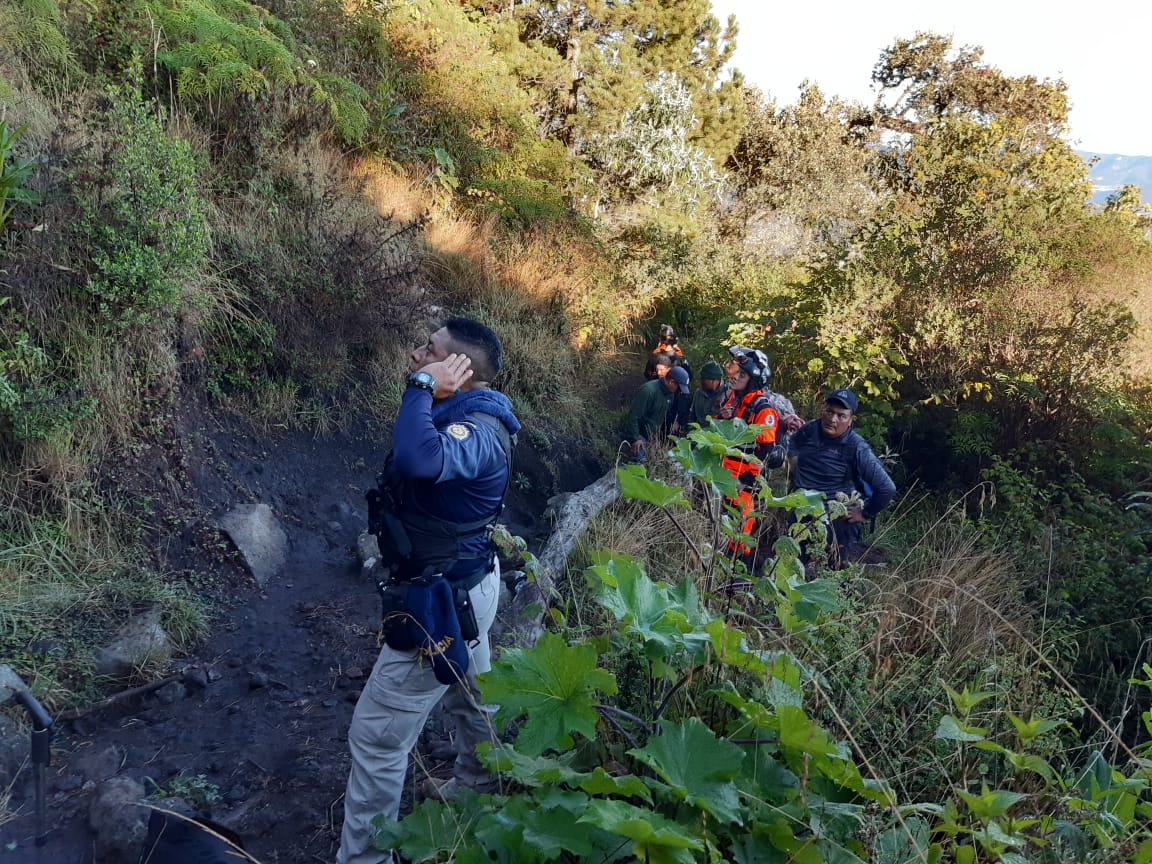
[453,583,479,642]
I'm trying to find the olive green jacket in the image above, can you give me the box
[625,378,674,441]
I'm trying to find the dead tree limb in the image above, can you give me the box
[508,469,620,648]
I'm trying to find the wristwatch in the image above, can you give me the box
[406,370,437,392]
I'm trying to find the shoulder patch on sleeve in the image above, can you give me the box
[445,423,471,441]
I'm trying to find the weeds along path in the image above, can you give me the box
[1,403,592,863]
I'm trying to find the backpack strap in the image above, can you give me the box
[465,411,516,519]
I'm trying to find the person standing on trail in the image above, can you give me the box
[337,318,520,864]
[716,347,798,571]
[690,361,729,426]
[653,324,683,358]
[624,365,689,462]
[788,388,896,568]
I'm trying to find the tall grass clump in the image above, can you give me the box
[800,516,1080,801]
[0,488,206,707]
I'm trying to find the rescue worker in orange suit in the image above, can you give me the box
[644,325,692,382]
[653,324,684,359]
[717,347,803,572]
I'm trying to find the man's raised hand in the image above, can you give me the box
[424,353,474,399]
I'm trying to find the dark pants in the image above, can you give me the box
[829,517,863,569]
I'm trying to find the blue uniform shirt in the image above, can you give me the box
[391,387,519,576]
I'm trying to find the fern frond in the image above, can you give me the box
[313,73,369,144]
[0,0,75,75]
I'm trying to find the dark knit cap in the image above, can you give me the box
[700,361,724,381]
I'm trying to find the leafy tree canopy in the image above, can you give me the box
[481,0,743,168]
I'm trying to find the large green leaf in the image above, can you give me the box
[471,794,545,864]
[706,619,769,676]
[376,799,461,862]
[591,554,692,654]
[764,488,828,518]
[744,746,803,805]
[579,767,654,803]
[956,785,1030,820]
[790,577,841,623]
[730,832,789,864]
[519,789,597,859]
[481,632,617,756]
[716,683,779,731]
[873,816,931,864]
[580,799,704,864]
[669,435,740,497]
[483,745,588,787]
[776,705,872,796]
[628,718,746,824]
[1006,712,1064,744]
[665,575,711,628]
[935,714,987,742]
[616,464,689,508]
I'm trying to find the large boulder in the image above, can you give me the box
[219,503,288,586]
[92,607,172,678]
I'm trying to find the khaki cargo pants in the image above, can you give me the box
[336,563,501,864]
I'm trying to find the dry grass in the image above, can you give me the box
[0,482,207,708]
[355,158,434,224]
[0,769,18,828]
[793,517,1079,800]
[0,54,62,144]
[864,529,1034,674]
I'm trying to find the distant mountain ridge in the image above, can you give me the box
[1078,151,1152,205]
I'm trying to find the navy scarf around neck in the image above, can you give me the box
[432,388,521,437]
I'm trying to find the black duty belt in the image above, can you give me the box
[449,564,491,592]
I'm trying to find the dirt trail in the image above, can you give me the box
[1,400,602,863]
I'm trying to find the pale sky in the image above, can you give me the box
[710,0,1152,156]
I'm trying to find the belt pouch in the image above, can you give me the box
[453,584,479,642]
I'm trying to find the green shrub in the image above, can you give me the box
[79,68,209,329]
[0,120,38,235]
[980,450,1152,712]
[0,304,94,442]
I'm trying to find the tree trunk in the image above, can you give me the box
[560,30,582,155]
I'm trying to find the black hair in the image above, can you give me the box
[443,317,503,380]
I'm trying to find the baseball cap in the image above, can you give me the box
[668,366,690,393]
[826,388,859,413]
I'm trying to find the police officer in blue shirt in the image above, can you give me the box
[337,318,521,864]
[788,388,895,567]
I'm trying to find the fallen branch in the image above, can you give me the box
[57,670,192,722]
[508,469,620,648]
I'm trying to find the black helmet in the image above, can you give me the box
[658,324,677,344]
[727,346,771,390]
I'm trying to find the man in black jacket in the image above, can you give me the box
[788,388,895,567]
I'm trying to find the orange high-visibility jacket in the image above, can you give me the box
[720,390,779,480]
